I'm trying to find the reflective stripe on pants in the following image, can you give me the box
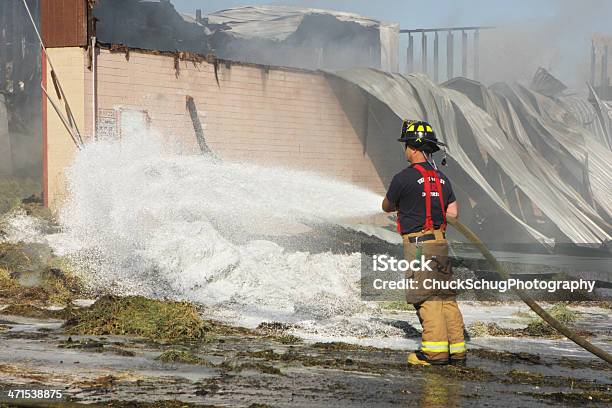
[415,300,466,362]
[450,341,466,354]
[421,341,449,354]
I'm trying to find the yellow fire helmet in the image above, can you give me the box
[398,120,446,153]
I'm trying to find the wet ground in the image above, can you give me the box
[0,208,610,407]
[0,307,610,408]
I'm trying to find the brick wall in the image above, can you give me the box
[48,48,384,211]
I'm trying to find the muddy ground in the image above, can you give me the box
[0,305,610,408]
[0,204,610,407]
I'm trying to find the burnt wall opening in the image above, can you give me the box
[92,0,210,54]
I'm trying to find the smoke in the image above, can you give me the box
[217,0,609,89]
[0,0,42,181]
[477,0,612,89]
[96,1,610,87]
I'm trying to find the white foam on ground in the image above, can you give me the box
[0,208,49,244]
[47,130,387,330]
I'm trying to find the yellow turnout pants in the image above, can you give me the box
[403,229,466,362]
[415,299,466,362]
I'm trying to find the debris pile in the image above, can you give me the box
[64,295,210,342]
[467,303,585,338]
[0,241,81,307]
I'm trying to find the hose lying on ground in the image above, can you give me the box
[447,217,612,365]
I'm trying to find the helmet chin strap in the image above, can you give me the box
[425,153,438,170]
[405,143,447,168]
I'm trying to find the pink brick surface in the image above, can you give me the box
[91,50,384,194]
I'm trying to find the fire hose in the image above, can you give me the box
[447,217,612,365]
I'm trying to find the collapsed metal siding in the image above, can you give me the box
[329,68,611,245]
[41,0,88,47]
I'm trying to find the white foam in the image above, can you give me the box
[49,129,385,330]
[0,208,50,244]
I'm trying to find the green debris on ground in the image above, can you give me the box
[0,303,71,319]
[467,321,513,337]
[156,349,210,365]
[511,309,532,319]
[81,400,227,408]
[158,349,283,373]
[523,303,581,336]
[0,201,82,308]
[40,265,83,305]
[468,303,584,338]
[57,337,137,357]
[255,321,302,344]
[238,362,282,375]
[1,268,82,307]
[506,369,609,391]
[526,390,612,404]
[312,342,390,352]
[64,295,211,342]
[242,347,497,381]
[0,243,82,307]
[470,348,541,364]
[0,266,17,291]
[220,360,282,375]
[275,333,302,344]
[256,322,293,333]
[0,241,47,275]
[440,365,497,382]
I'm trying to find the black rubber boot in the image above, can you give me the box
[449,358,467,367]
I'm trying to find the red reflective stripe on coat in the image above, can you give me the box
[434,173,446,228]
[412,164,446,232]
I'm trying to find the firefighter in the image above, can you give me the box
[382,120,466,366]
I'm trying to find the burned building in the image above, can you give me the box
[204,6,399,72]
[93,2,398,71]
[92,0,210,54]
